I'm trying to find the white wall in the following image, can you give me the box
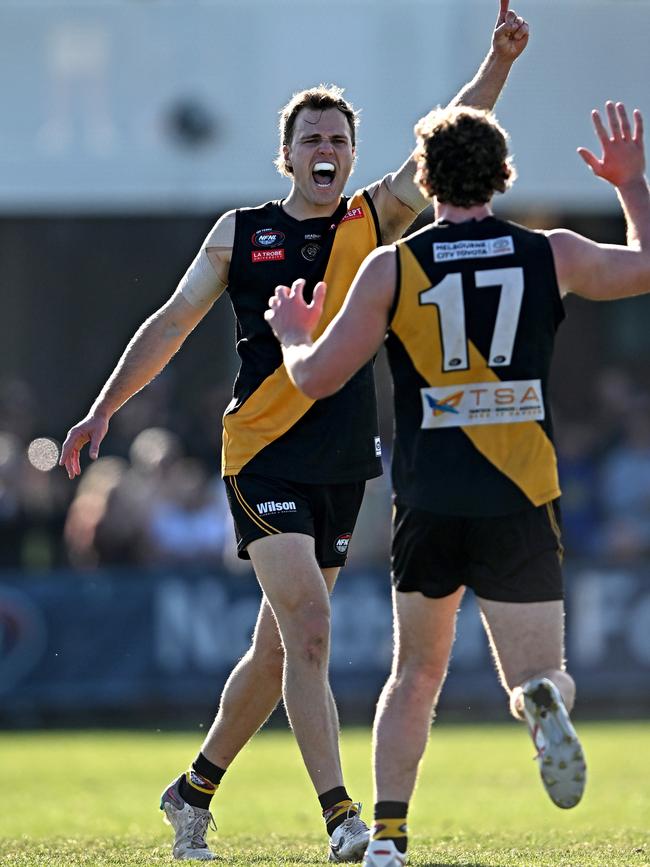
[0,0,647,212]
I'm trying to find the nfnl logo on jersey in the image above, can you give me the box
[433,236,514,262]
[420,379,544,429]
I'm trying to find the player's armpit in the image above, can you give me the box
[369,166,429,244]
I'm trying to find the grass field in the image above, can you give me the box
[2,722,649,866]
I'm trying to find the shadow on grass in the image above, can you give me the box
[422,863,506,867]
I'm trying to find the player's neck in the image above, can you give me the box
[436,202,493,224]
[282,186,343,221]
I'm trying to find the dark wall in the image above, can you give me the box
[0,214,238,440]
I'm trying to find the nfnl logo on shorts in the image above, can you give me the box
[252,249,285,263]
[341,206,364,223]
[334,533,352,554]
[256,500,296,515]
[433,236,514,262]
[420,379,544,429]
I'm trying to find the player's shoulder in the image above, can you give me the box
[359,244,398,282]
[204,209,237,252]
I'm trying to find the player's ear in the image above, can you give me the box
[283,144,293,174]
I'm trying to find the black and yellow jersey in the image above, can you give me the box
[223,190,383,484]
[386,216,565,516]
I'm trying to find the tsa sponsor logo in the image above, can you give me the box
[251,249,285,263]
[420,379,544,429]
[334,533,352,555]
[252,228,285,248]
[256,500,297,515]
[433,236,514,262]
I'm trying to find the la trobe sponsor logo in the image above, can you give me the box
[251,249,285,263]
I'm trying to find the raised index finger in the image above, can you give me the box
[497,0,509,25]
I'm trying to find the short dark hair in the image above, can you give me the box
[414,106,516,206]
[275,85,358,177]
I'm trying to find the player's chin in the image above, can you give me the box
[310,179,342,204]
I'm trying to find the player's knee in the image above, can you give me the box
[392,658,448,703]
[250,636,285,680]
[284,603,331,664]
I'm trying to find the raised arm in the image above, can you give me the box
[548,103,650,301]
[60,211,235,478]
[449,0,529,111]
[371,0,529,244]
[265,247,397,399]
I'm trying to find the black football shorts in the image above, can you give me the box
[391,500,564,603]
[224,473,366,568]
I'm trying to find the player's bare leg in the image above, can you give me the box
[478,598,586,808]
[161,553,368,861]
[200,564,340,769]
[364,588,463,865]
[248,533,343,792]
[477,598,574,710]
[247,534,369,861]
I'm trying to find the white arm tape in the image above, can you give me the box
[383,169,429,215]
[178,247,227,308]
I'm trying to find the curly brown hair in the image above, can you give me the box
[275,84,359,177]
[414,106,516,206]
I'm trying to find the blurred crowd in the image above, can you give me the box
[2,364,650,574]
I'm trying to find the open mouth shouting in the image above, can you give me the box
[312,162,336,188]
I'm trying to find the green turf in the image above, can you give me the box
[2,723,649,865]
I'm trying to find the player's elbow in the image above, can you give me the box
[290,366,338,400]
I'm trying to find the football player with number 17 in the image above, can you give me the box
[266,101,650,867]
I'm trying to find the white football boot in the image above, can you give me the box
[160,775,217,860]
[519,677,587,809]
[328,804,371,862]
[362,839,408,867]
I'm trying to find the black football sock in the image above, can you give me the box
[319,786,358,835]
[178,752,226,810]
[372,801,408,855]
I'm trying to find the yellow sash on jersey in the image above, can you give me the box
[222,192,379,476]
[391,244,560,506]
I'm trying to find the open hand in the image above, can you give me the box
[578,102,645,189]
[265,279,327,345]
[59,413,109,479]
[493,0,529,62]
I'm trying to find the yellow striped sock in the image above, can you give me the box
[186,769,218,795]
[324,799,356,832]
[372,818,407,841]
